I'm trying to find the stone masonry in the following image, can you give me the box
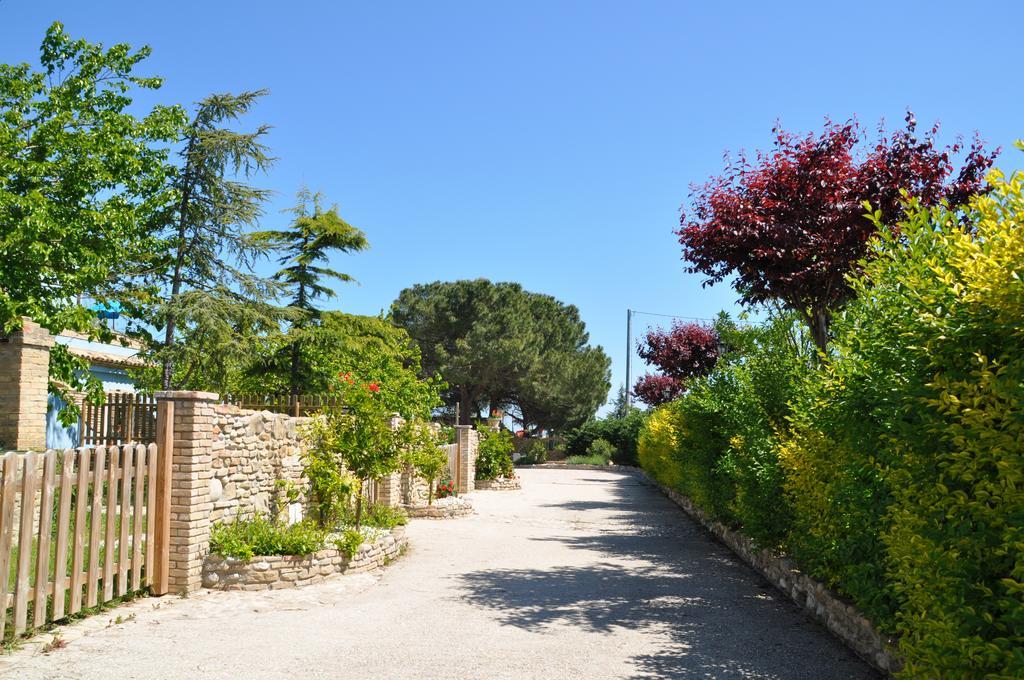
[455,426,478,494]
[202,526,408,591]
[0,318,54,451]
[210,405,309,524]
[155,391,217,594]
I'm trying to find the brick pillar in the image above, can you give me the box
[376,472,402,507]
[455,426,478,494]
[0,318,54,451]
[375,414,404,507]
[155,390,218,594]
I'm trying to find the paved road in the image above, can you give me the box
[9,468,877,679]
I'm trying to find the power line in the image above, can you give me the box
[629,309,717,322]
[624,308,717,409]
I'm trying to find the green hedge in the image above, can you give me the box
[638,168,1024,678]
[564,409,645,465]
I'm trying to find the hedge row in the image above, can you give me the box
[638,169,1024,678]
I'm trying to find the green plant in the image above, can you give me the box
[435,474,456,499]
[585,438,615,463]
[300,415,356,528]
[403,420,448,504]
[334,528,363,559]
[475,427,514,480]
[566,453,611,465]
[306,373,406,528]
[209,516,326,560]
[564,408,646,465]
[518,438,548,465]
[777,166,1024,677]
[635,312,808,549]
[272,479,301,525]
[41,635,66,654]
[360,502,408,529]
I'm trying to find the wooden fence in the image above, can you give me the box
[80,393,159,446]
[222,394,344,417]
[0,438,172,639]
[445,443,460,489]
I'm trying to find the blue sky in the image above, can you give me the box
[3,2,1022,411]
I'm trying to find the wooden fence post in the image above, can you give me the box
[152,399,174,595]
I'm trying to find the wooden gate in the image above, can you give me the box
[80,393,158,446]
[0,403,173,639]
[445,443,460,491]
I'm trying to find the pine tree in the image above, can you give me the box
[254,189,369,395]
[139,90,279,389]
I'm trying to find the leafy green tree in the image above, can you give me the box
[252,190,369,395]
[391,279,610,430]
[0,23,185,408]
[403,421,448,504]
[244,312,443,419]
[129,285,281,394]
[475,427,515,481]
[137,90,278,390]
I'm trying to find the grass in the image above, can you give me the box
[4,479,151,646]
[565,453,612,466]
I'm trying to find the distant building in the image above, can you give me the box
[46,330,145,448]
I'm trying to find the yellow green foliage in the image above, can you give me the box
[873,169,1024,678]
[642,160,1024,677]
[781,164,1024,677]
[638,404,682,489]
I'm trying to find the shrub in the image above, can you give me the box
[772,163,1024,677]
[403,419,448,503]
[333,528,364,559]
[586,438,615,463]
[475,427,514,480]
[565,409,645,465]
[210,516,327,560]
[518,438,548,465]
[565,453,611,466]
[363,502,408,529]
[435,479,456,498]
[637,403,683,489]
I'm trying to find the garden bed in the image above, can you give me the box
[404,495,474,519]
[202,526,407,591]
[474,476,521,491]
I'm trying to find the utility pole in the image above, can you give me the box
[625,309,632,410]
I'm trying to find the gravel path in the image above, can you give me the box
[6,468,878,679]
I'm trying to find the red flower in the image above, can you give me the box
[367,382,380,393]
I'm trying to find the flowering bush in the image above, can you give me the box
[475,427,515,480]
[435,478,456,499]
[304,372,408,528]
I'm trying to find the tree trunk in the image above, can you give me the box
[288,339,301,399]
[354,489,363,530]
[801,305,831,357]
[428,480,434,505]
[162,135,196,390]
[458,385,472,425]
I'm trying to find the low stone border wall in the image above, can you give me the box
[202,526,408,591]
[474,476,521,490]
[405,498,474,519]
[527,463,636,472]
[638,471,901,676]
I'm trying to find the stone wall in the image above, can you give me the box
[400,466,431,506]
[202,526,408,591]
[0,319,54,451]
[640,470,902,676]
[209,405,309,525]
[405,496,474,519]
[474,476,521,491]
[455,426,478,494]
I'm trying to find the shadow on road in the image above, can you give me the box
[457,472,879,679]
